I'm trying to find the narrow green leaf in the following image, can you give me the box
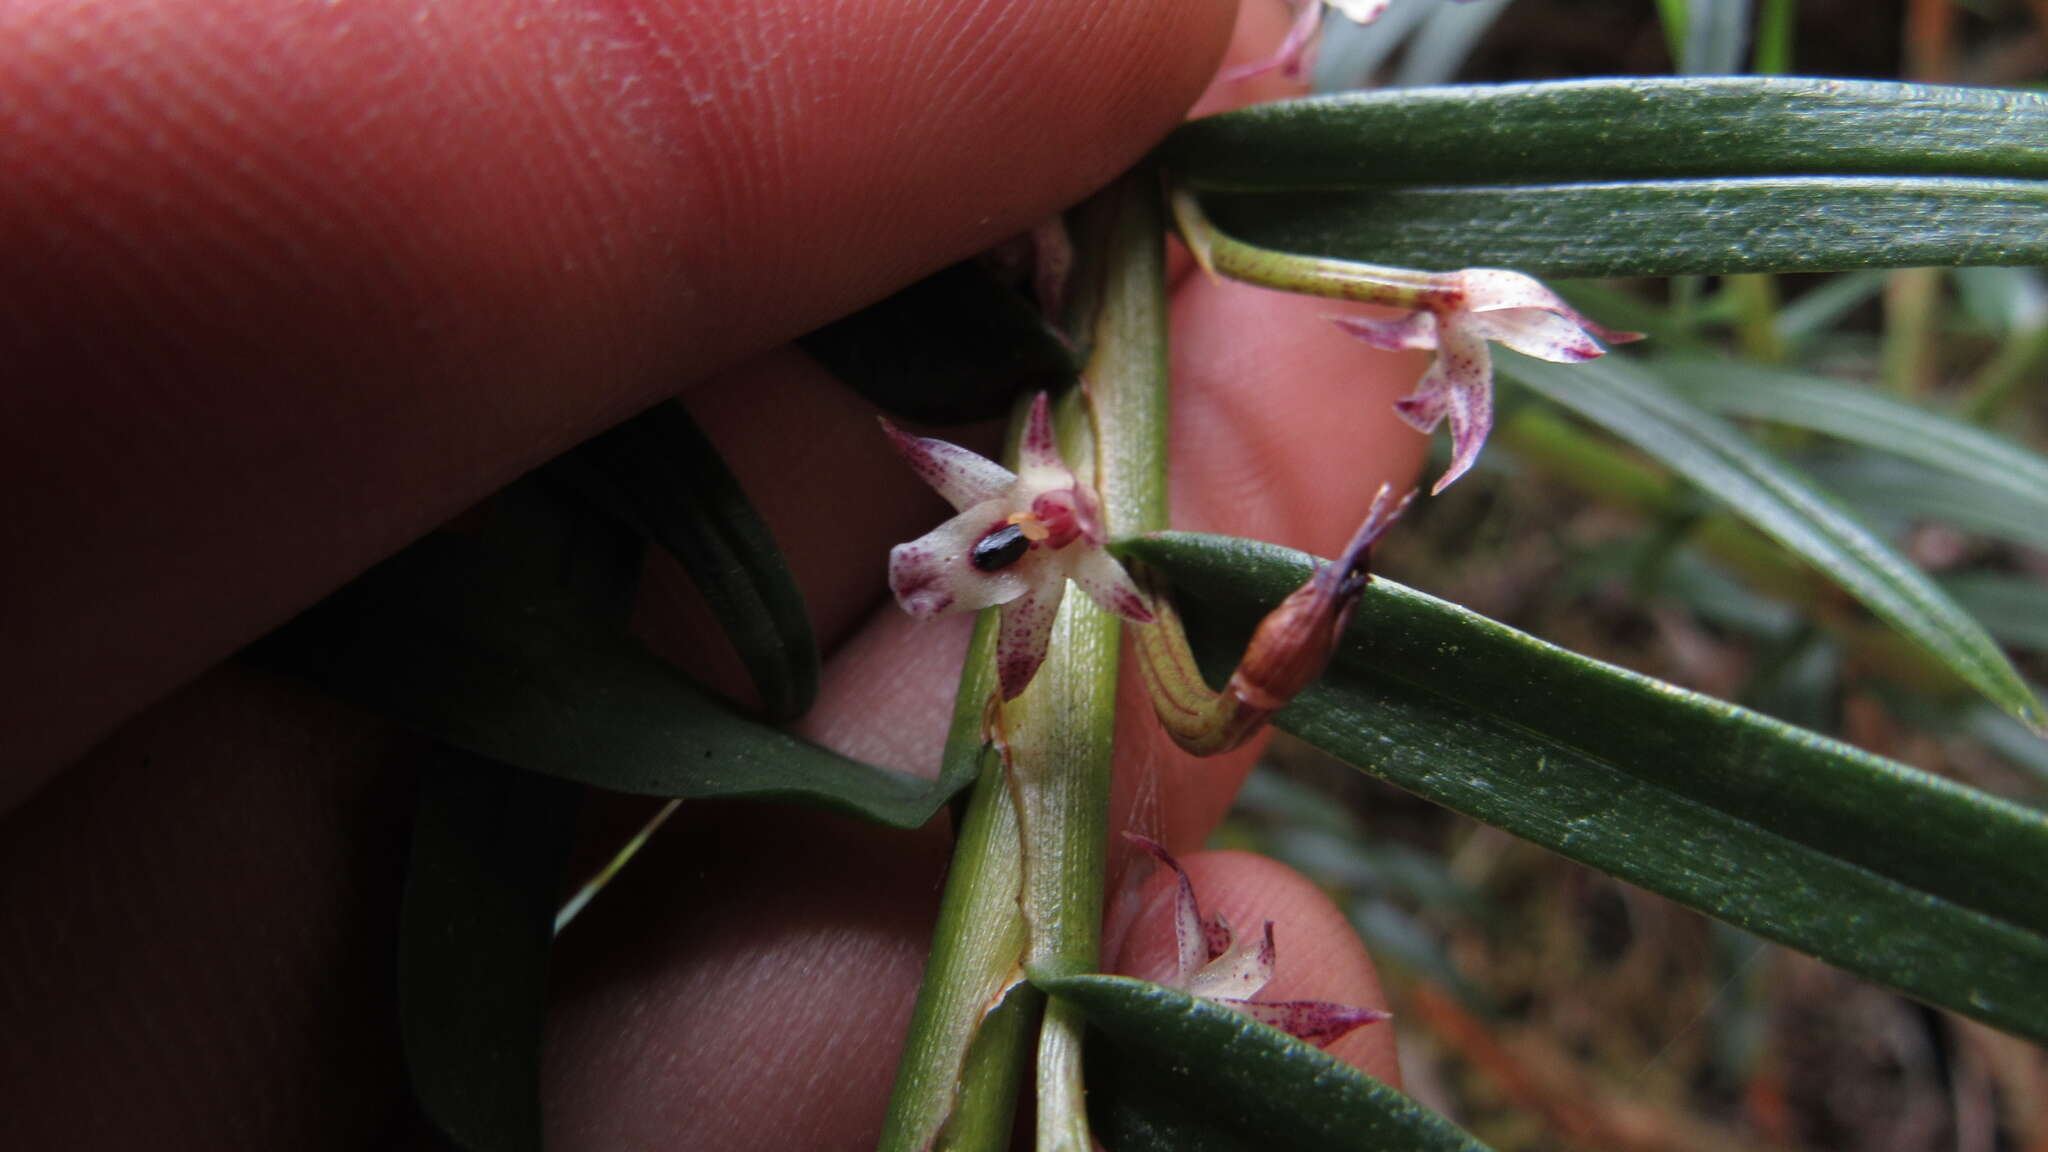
[1162,79,2048,278]
[1771,269,1887,347]
[401,753,577,1152]
[1656,360,2048,519]
[1801,453,2048,553]
[261,532,970,828]
[799,258,1071,425]
[399,471,636,1152]
[1030,972,1488,1152]
[1123,532,2048,1042]
[1940,574,2048,654]
[1499,351,2044,731]
[556,401,819,721]
[1162,79,2048,192]
[1194,178,2048,279]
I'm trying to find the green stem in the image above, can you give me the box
[1752,0,1797,74]
[1727,273,1787,365]
[1882,267,1942,396]
[878,172,1176,1152]
[1022,173,1173,1152]
[1169,188,1452,307]
[877,612,1027,1152]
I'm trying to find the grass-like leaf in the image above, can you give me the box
[1499,352,2044,732]
[1031,971,1488,1152]
[1656,359,2048,521]
[261,531,971,828]
[1163,78,2048,190]
[1193,179,2048,279]
[1160,79,2048,278]
[1941,574,2048,654]
[401,753,578,1152]
[554,401,819,721]
[1801,453,2048,553]
[1122,532,2048,1042]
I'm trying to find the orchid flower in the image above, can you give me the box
[1128,834,1389,1046]
[1330,270,1643,493]
[884,392,1154,700]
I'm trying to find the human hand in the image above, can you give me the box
[0,1,1422,1146]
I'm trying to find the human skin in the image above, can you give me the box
[0,0,1424,1147]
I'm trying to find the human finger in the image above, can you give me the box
[0,0,1236,798]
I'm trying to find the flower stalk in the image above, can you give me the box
[1169,187,1640,493]
[1129,484,1409,757]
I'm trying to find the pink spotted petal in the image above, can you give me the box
[1186,921,1277,1003]
[1016,391,1067,483]
[888,503,1030,619]
[1330,311,1439,352]
[995,581,1067,700]
[1067,547,1156,624]
[880,420,1018,512]
[1456,269,1643,346]
[1423,323,1494,495]
[1392,378,1449,435]
[1230,998,1392,1047]
[1468,306,1608,363]
[1127,834,1208,982]
[1201,911,1233,962]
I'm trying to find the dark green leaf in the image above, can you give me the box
[800,259,1073,425]
[1162,79,2048,278]
[556,401,818,721]
[261,533,970,828]
[1163,79,2048,191]
[1194,179,2048,279]
[401,752,578,1152]
[1122,532,2048,1042]
[1499,352,2044,731]
[1030,972,1487,1152]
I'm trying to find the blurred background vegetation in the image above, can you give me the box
[1212,2,2048,1148]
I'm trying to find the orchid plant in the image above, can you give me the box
[286,4,2048,1151]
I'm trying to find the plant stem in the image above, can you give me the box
[1170,188,1451,308]
[1023,172,1173,1152]
[1727,274,1787,365]
[876,172,1174,1152]
[876,612,1027,1152]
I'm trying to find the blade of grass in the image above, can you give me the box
[1654,359,2048,516]
[1499,351,2044,731]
